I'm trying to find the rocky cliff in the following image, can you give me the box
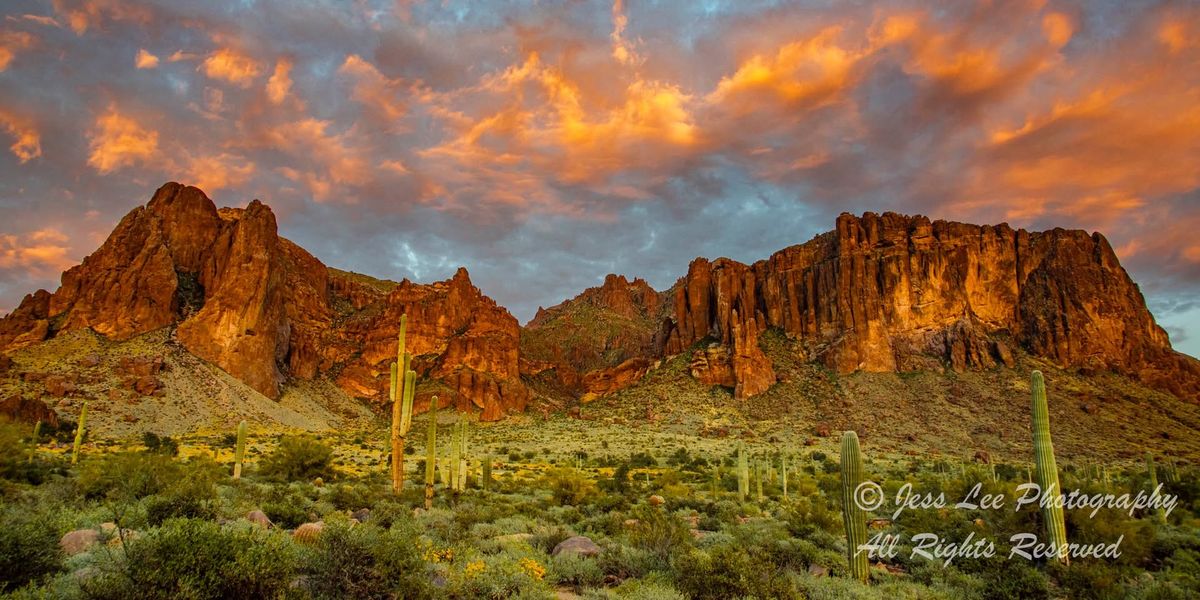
[655,212,1200,402]
[2,185,1196,427]
[0,183,527,420]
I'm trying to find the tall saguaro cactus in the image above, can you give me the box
[28,420,41,464]
[391,314,417,495]
[424,395,439,510]
[841,431,869,583]
[737,442,749,501]
[482,451,492,492]
[233,420,248,479]
[71,402,88,465]
[755,458,764,502]
[1031,370,1069,565]
[781,454,789,499]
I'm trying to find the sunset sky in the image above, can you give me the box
[0,0,1198,357]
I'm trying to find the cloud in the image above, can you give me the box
[0,29,34,71]
[266,58,294,105]
[135,48,158,69]
[0,0,1196,349]
[0,109,41,162]
[338,54,407,123]
[86,107,160,174]
[201,47,262,87]
[0,228,74,276]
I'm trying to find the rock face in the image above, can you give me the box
[659,212,1198,401]
[2,185,1196,420]
[522,274,669,397]
[0,183,529,420]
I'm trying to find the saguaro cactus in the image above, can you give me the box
[482,451,492,492]
[391,314,417,494]
[71,402,88,465]
[756,458,764,502]
[233,420,248,479]
[1146,452,1165,521]
[781,454,789,499]
[1031,370,1069,565]
[737,442,749,501]
[458,420,469,491]
[28,420,41,464]
[450,419,462,493]
[841,431,869,583]
[424,395,438,510]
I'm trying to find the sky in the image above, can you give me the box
[0,0,1198,358]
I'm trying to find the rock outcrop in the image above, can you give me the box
[659,212,1198,401]
[2,185,1196,420]
[0,183,529,420]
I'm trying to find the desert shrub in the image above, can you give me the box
[259,435,334,482]
[597,542,659,580]
[980,560,1049,600]
[625,505,692,565]
[263,499,310,529]
[77,452,185,500]
[545,468,597,506]
[141,432,179,456]
[446,546,553,599]
[329,483,375,511]
[550,552,605,590]
[78,518,297,599]
[671,544,800,600]
[0,418,30,481]
[301,518,429,600]
[143,462,220,526]
[0,503,63,592]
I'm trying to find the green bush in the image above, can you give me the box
[259,436,334,482]
[301,519,429,600]
[0,503,63,592]
[77,518,297,599]
[77,452,185,500]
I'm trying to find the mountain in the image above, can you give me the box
[1,182,1198,439]
[0,183,527,429]
[525,212,1200,405]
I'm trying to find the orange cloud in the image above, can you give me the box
[201,48,262,87]
[0,30,35,71]
[339,55,406,122]
[263,119,370,201]
[135,48,158,69]
[184,153,256,192]
[708,27,862,110]
[0,109,41,163]
[87,107,159,174]
[0,228,75,276]
[266,58,294,105]
[51,0,153,35]
[610,0,639,66]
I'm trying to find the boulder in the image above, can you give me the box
[551,535,602,558]
[60,529,101,555]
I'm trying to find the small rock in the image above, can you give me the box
[44,375,77,397]
[807,564,829,578]
[61,529,101,555]
[647,495,665,506]
[78,354,101,368]
[246,510,272,528]
[552,535,601,558]
[132,376,161,396]
[973,450,991,464]
[350,508,371,524]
